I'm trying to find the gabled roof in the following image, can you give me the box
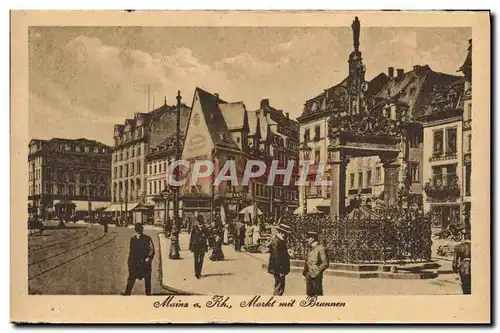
[195,87,239,150]
[219,102,247,131]
[374,65,461,119]
[247,110,260,137]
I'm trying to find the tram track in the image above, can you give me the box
[28,232,108,266]
[28,234,118,282]
[28,227,91,253]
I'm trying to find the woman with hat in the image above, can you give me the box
[267,223,291,295]
[303,231,329,296]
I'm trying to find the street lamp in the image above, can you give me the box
[161,188,171,235]
[300,136,312,216]
[169,90,182,260]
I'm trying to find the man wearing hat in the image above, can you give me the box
[122,223,155,295]
[189,215,210,279]
[452,228,471,294]
[303,231,329,296]
[267,223,291,295]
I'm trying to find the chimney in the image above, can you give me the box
[285,112,289,119]
[164,96,167,105]
[396,68,404,80]
[214,93,219,102]
[260,99,270,109]
[388,67,394,78]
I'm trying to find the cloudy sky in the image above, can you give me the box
[29,25,471,146]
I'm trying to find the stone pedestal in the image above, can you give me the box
[329,150,348,219]
[383,159,399,207]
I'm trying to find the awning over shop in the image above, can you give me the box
[294,198,326,215]
[131,203,154,212]
[104,204,121,212]
[126,203,139,212]
[317,199,331,208]
[91,201,112,211]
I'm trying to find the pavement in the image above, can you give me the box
[158,233,462,296]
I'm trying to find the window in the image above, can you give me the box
[119,166,123,178]
[445,128,457,155]
[154,181,157,194]
[465,165,471,196]
[236,137,240,144]
[304,129,310,142]
[432,166,442,186]
[410,163,420,183]
[409,127,422,148]
[314,149,320,164]
[130,163,134,175]
[154,164,157,174]
[137,161,141,175]
[149,165,153,175]
[350,173,355,188]
[317,185,322,197]
[163,162,167,173]
[433,130,444,155]
[314,125,320,141]
[467,134,472,153]
[131,147,135,158]
[444,165,456,185]
[159,163,162,173]
[137,146,141,156]
[366,170,372,186]
[113,167,117,179]
[149,181,152,195]
[358,172,363,188]
[125,165,129,177]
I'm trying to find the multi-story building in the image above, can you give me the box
[109,99,190,224]
[28,138,111,220]
[460,39,472,230]
[179,87,299,222]
[145,105,190,225]
[420,39,472,230]
[298,18,462,214]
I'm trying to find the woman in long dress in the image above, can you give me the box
[223,223,229,245]
[245,223,254,246]
[252,224,260,246]
[209,225,225,261]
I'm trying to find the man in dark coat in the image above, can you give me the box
[189,215,209,279]
[267,223,291,295]
[303,231,329,296]
[122,223,155,295]
[453,229,471,295]
[234,220,246,252]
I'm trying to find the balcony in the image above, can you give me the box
[424,174,460,202]
[429,149,458,162]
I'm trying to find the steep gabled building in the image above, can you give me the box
[179,87,299,222]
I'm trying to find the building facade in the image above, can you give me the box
[179,87,299,223]
[298,18,463,215]
[28,138,111,220]
[420,39,472,230]
[109,100,190,224]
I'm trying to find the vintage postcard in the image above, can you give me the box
[10,10,490,323]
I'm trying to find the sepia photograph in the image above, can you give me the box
[11,10,491,323]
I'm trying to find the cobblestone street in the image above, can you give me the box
[28,223,171,295]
